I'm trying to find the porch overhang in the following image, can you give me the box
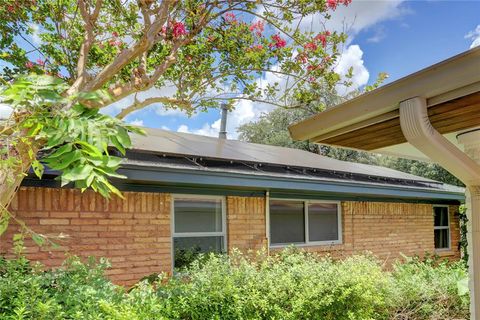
[289,46,480,161]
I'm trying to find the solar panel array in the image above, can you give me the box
[130,128,436,183]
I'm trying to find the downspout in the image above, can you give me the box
[399,97,480,319]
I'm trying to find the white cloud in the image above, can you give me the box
[335,44,369,94]
[177,98,274,139]
[367,26,386,43]
[128,118,144,126]
[466,25,480,49]
[327,0,407,38]
[0,104,13,119]
[101,84,182,117]
[28,23,42,45]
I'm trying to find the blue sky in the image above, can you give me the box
[122,0,480,138]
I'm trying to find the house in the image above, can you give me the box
[1,128,464,286]
[289,47,480,318]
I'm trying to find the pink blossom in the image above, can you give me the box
[172,21,187,38]
[250,44,263,51]
[112,31,119,37]
[304,42,318,51]
[224,12,236,23]
[7,5,15,12]
[314,32,329,47]
[327,0,337,10]
[297,53,308,64]
[271,34,286,48]
[36,59,45,66]
[249,21,265,36]
[25,61,34,69]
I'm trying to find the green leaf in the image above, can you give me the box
[110,136,125,155]
[31,160,44,178]
[94,167,126,179]
[116,127,132,149]
[0,214,10,236]
[32,233,46,246]
[61,164,94,182]
[75,140,103,158]
[44,150,82,171]
[47,144,72,159]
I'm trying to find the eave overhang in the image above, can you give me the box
[289,47,480,160]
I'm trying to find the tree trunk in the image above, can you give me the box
[0,134,37,214]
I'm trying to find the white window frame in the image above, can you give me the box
[433,205,451,251]
[269,198,342,248]
[171,194,227,269]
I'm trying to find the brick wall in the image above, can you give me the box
[226,196,267,252]
[272,202,461,263]
[1,187,172,286]
[2,187,461,286]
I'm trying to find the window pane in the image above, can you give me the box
[270,200,305,245]
[434,207,448,227]
[174,236,224,268]
[308,203,339,242]
[434,229,449,249]
[174,199,223,233]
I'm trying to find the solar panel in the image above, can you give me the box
[130,128,436,183]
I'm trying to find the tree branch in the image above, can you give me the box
[81,0,175,94]
[67,0,103,95]
[115,96,193,119]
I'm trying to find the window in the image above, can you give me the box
[172,196,226,268]
[434,206,450,250]
[269,199,341,246]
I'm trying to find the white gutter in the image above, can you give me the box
[399,97,480,319]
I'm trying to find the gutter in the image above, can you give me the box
[399,96,480,319]
[118,164,464,202]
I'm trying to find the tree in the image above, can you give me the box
[0,0,354,237]
[238,106,463,186]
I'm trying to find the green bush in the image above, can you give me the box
[0,250,470,319]
[388,255,469,319]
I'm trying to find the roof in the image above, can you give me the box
[120,128,464,201]
[288,47,480,161]
[131,128,432,182]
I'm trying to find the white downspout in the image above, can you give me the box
[399,97,480,319]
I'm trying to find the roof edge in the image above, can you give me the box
[289,47,480,141]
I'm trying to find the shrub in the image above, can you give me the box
[0,250,470,319]
[162,249,390,320]
[388,255,469,319]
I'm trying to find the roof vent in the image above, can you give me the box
[219,103,228,139]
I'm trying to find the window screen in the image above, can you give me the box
[433,206,450,249]
[308,203,339,242]
[270,200,305,245]
[173,197,225,269]
[174,199,223,233]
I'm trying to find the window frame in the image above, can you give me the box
[171,194,227,269]
[433,205,451,251]
[268,198,342,248]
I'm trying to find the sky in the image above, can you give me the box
[2,0,480,137]
[121,0,480,139]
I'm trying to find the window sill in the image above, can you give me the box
[435,249,456,257]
